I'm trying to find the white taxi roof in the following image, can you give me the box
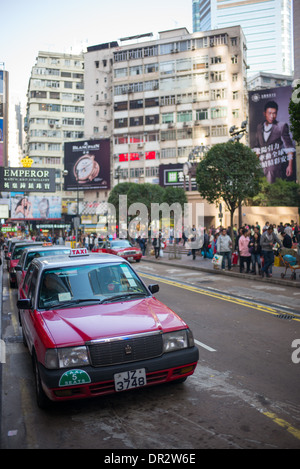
[31,252,125,271]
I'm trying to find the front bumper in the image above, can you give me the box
[38,346,199,401]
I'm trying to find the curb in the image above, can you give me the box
[141,256,300,289]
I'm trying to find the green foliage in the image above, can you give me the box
[196,141,263,214]
[289,82,300,145]
[108,182,187,222]
[251,177,300,207]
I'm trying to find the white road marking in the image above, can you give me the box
[194,339,217,352]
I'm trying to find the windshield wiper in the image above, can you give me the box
[49,298,102,310]
[100,292,148,304]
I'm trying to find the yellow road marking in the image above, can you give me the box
[142,272,300,442]
[262,412,300,441]
[141,273,300,322]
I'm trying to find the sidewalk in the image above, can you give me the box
[141,246,300,289]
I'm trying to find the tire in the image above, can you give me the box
[32,352,51,409]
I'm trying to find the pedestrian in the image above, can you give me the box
[216,228,232,271]
[260,224,282,278]
[202,228,210,259]
[153,233,162,259]
[248,231,262,274]
[238,228,251,273]
[282,231,293,248]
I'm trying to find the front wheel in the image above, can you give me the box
[32,352,51,409]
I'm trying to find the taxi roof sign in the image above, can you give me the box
[70,248,89,257]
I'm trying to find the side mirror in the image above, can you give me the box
[148,284,159,294]
[17,298,32,310]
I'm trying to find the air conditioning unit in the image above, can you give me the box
[138,143,144,148]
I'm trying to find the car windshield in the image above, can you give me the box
[24,249,70,270]
[38,262,149,309]
[12,245,33,260]
[110,240,132,248]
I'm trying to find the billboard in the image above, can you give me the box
[0,167,56,192]
[64,139,110,191]
[159,163,197,190]
[10,195,61,220]
[249,86,296,183]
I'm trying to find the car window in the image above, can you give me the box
[38,262,149,309]
[28,267,39,305]
[23,263,36,296]
[19,251,26,269]
[24,249,70,270]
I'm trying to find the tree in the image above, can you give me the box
[196,141,263,236]
[251,177,300,207]
[289,81,300,145]
[107,183,187,238]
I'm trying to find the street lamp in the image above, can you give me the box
[229,120,248,142]
[183,145,210,191]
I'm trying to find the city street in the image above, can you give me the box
[1,254,300,450]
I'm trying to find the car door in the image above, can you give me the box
[20,264,39,353]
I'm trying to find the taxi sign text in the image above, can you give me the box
[70,248,89,256]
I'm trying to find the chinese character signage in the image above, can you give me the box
[64,139,110,191]
[0,167,56,192]
[159,163,197,190]
[249,86,296,183]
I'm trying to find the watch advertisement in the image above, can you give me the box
[64,139,110,191]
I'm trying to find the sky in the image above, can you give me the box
[1,0,193,110]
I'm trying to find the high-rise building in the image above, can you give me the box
[192,0,294,77]
[25,51,85,198]
[85,26,248,190]
[0,65,9,167]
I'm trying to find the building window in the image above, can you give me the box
[196,109,208,120]
[211,107,227,119]
[232,91,239,100]
[64,81,73,89]
[177,111,192,123]
[162,113,174,124]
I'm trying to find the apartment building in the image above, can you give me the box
[25,51,85,198]
[85,26,248,189]
[192,0,294,77]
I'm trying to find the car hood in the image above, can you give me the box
[41,297,187,348]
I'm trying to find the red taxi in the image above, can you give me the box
[16,245,71,290]
[92,239,142,263]
[17,248,199,408]
[4,238,23,270]
[6,241,43,288]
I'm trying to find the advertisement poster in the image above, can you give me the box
[159,163,197,190]
[249,86,296,183]
[10,195,61,220]
[64,139,110,191]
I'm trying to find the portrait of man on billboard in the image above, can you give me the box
[249,87,296,184]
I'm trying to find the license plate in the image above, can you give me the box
[127,256,134,261]
[114,369,147,392]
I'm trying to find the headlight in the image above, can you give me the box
[45,346,89,369]
[163,329,194,353]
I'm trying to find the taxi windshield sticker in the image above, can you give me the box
[59,369,91,387]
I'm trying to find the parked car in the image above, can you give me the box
[17,248,198,408]
[16,245,71,290]
[92,239,142,262]
[6,241,44,288]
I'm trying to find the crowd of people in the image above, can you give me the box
[147,220,300,279]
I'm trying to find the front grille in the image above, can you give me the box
[88,333,163,367]
[122,250,136,256]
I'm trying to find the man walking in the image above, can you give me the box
[216,228,232,271]
[260,224,282,278]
